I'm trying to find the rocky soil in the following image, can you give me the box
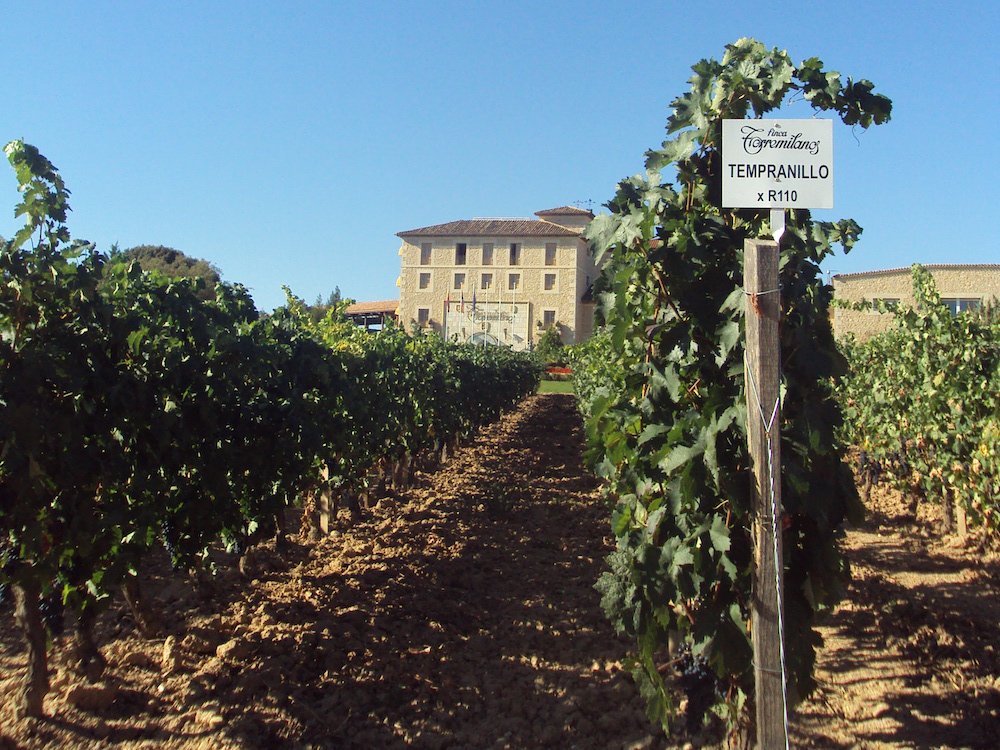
[2,393,998,748]
[791,478,1000,748]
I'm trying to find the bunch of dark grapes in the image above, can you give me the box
[860,450,884,484]
[0,581,8,609]
[676,646,719,734]
[162,520,181,570]
[39,589,65,638]
[887,444,910,477]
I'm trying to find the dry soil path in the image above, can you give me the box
[1,394,666,750]
[791,483,1000,748]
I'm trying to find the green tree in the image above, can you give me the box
[534,325,564,364]
[108,244,221,300]
[305,286,350,323]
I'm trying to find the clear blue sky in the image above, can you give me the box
[2,1,997,311]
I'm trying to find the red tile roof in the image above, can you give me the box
[534,205,594,217]
[398,218,580,238]
[345,299,399,315]
[833,264,1000,281]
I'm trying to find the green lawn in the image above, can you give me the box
[537,379,574,394]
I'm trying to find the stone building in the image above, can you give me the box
[395,206,598,350]
[832,264,1000,339]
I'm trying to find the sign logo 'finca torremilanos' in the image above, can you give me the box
[738,123,822,155]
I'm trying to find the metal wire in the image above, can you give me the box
[745,359,790,750]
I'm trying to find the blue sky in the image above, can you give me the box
[2,1,997,311]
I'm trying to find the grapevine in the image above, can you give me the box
[0,140,540,715]
[839,265,1000,533]
[572,38,891,738]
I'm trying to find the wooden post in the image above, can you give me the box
[954,491,968,538]
[744,238,787,749]
[318,463,331,535]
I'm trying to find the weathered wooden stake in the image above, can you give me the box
[318,463,332,535]
[744,238,787,749]
[954,491,968,538]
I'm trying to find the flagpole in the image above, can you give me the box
[500,260,514,344]
[504,264,510,346]
[510,257,515,349]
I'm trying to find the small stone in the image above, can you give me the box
[189,623,226,647]
[162,635,182,674]
[216,638,254,660]
[181,633,217,655]
[195,709,225,728]
[203,614,223,630]
[122,651,155,669]
[65,683,117,711]
[626,735,656,750]
[255,612,276,628]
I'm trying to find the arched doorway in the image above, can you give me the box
[467,332,501,346]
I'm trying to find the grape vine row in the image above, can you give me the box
[840,265,1000,532]
[0,140,540,716]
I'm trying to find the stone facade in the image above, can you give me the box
[832,264,1000,339]
[396,207,598,350]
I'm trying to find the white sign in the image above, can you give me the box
[444,301,529,351]
[722,119,833,208]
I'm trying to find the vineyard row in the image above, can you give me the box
[0,140,540,716]
[840,265,1000,534]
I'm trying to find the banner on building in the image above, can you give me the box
[444,301,530,351]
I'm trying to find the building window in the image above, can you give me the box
[508,273,520,291]
[481,273,492,290]
[509,243,521,266]
[455,243,467,265]
[942,297,981,315]
[545,243,557,266]
[454,272,466,290]
[420,243,432,265]
[543,309,556,328]
[419,272,431,290]
[482,243,493,265]
[417,308,430,327]
[544,273,557,291]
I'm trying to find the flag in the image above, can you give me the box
[459,291,464,312]
[472,289,477,311]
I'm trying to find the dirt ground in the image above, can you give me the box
[2,393,998,748]
[790,478,1000,748]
